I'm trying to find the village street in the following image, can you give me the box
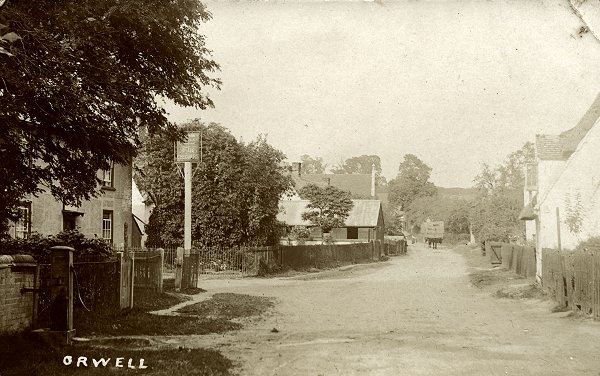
[149,243,600,376]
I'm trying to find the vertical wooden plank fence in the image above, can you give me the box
[132,249,164,296]
[119,253,133,309]
[542,248,600,317]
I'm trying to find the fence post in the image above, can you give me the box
[158,248,164,293]
[175,247,184,291]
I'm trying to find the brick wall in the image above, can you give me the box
[0,255,36,334]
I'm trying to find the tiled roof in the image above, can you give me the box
[536,93,600,161]
[277,199,382,227]
[292,173,372,197]
[560,93,600,157]
[535,134,566,160]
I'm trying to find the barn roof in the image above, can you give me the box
[277,199,382,227]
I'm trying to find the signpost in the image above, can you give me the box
[176,131,201,256]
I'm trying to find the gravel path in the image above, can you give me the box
[159,243,600,375]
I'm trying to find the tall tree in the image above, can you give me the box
[388,154,436,211]
[136,122,293,247]
[470,142,535,243]
[298,184,353,237]
[300,154,327,174]
[0,0,220,230]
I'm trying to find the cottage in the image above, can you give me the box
[277,199,385,243]
[522,93,600,280]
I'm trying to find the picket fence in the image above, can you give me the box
[542,248,600,317]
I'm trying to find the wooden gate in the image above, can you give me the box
[120,253,133,309]
[487,241,503,265]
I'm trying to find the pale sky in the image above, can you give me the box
[164,0,600,188]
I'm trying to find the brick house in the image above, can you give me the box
[6,162,134,248]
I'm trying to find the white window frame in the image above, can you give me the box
[102,210,113,242]
[14,205,30,239]
[102,162,114,188]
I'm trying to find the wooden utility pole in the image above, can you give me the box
[556,207,562,251]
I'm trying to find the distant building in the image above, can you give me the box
[277,199,385,243]
[286,162,377,199]
[6,162,134,248]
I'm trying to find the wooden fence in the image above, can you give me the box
[499,243,536,278]
[384,239,408,256]
[278,241,381,269]
[542,248,600,317]
[36,254,123,327]
[132,249,163,296]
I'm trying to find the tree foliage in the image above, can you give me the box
[470,142,535,243]
[298,184,353,234]
[136,122,293,248]
[404,195,471,234]
[300,155,327,174]
[0,0,220,230]
[388,154,437,211]
[331,155,386,185]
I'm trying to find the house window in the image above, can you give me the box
[102,210,113,242]
[14,204,31,239]
[347,227,358,240]
[102,162,114,188]
[63,213,77,231]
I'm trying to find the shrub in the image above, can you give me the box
[574,236,600,252]
[0,230,113,263]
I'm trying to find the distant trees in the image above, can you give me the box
[331,155,386,185]
[388,154,437,212]
[135,122,293,247]
[300,155,327,174]
[0,0,220,231]
[403,194,471,235]
[298,184,353,238]
[470,142,535,244]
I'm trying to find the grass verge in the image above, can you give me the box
[177,293,275,320]
[0,333,233,376]
[76,308,242,336]
[74,290,240,336]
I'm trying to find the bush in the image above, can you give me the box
[574,236,600,252]
[0,230,113,263]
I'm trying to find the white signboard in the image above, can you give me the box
[176,131,200,162]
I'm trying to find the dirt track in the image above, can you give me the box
[170,243,600,375]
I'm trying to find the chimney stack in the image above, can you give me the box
[291,162,302,177]
[371,163,376,198]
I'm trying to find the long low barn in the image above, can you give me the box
[277,199,384,243]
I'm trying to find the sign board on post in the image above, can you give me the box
[176,131,201,162]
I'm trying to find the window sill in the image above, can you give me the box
[101,186,116,191]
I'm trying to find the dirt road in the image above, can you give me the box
[174,243,600,375]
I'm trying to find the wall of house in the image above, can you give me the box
[538,120,600,251]
[0,255,36,334]
[9,163,133,248]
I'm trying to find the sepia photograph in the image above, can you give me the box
[2,0,600,374]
